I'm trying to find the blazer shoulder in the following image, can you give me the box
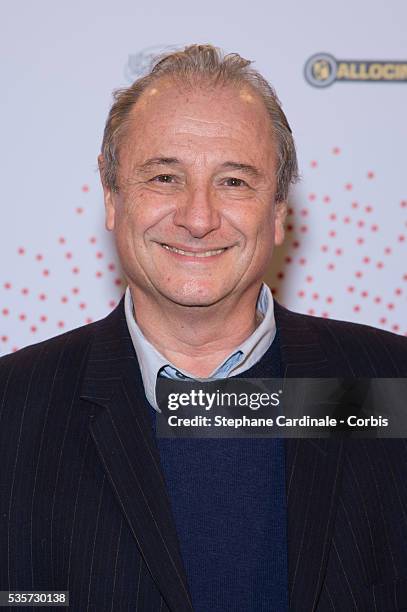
[279,303,406,346]
[309,311,407,351]
[275,302,407,375]
[0,318,101,385]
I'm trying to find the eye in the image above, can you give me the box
[223,177,248,187]
[151,174,176,183]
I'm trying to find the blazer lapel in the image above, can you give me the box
[80,300,193,612]
[274,302,346,611]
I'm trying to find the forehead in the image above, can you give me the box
[121,78,275,161]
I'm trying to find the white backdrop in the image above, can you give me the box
[1,0,406,355]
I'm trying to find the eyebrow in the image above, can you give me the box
[136,157,181,171]
[219,161,262,178]
[135,157,262,178]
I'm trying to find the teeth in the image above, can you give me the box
[161,244,226,257]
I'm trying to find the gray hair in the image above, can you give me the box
[100,44,299,202]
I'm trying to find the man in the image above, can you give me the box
[1,44,407,611]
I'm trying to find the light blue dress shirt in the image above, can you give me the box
[124,282,276,411]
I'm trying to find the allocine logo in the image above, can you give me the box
[304,53,407,87]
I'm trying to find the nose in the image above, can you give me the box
[172,185,221,238]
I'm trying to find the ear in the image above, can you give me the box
[98,154,116,231]
[274,201,287,246]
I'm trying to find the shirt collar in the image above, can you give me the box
[124,283,276,411]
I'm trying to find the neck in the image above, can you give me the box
[129,283,263,377]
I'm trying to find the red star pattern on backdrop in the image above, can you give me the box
[1,184,124,354]
[267,146,406,337]
[1,150,407,354]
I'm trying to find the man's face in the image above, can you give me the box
[101,79,286,308]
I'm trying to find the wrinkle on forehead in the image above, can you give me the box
[170,116,246,139]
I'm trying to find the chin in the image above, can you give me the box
[160,282,228,308]
[166,293,224,308]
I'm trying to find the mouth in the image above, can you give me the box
[159,243,230,258]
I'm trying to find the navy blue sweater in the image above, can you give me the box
[149,333,288,612]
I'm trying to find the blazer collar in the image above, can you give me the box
[80,297,344,612]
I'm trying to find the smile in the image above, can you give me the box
[160,243,228,257]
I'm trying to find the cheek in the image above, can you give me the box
[112,201,144,259]
[122,191,174,234]
[234,204,274,239]
[251,207,276,257]
[115,194,151,236]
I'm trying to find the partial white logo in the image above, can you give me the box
[125,44,181,82]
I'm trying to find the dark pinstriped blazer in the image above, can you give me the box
[1,298,407,612]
